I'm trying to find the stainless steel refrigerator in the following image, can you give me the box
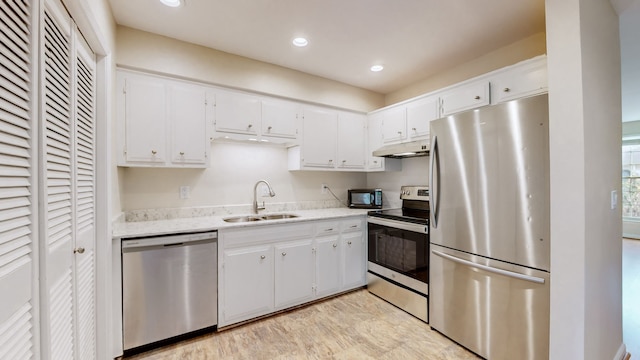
[429,94,550,360]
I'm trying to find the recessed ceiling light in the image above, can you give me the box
[292,37,309,47]
[160,0,181,7]
[370,65,384,72]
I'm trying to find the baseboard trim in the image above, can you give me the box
[614,343,628,360]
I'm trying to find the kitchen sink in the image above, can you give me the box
[260,214,298,220]
[223,213,299,223]
[223,216,263,223]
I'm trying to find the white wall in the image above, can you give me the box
[367,157,429,208]
[621,1,640,122]
[546,0,624,359]
[121,141,367,210]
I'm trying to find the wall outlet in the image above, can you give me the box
[180,186,190,199]
[611,190,617,210]
[321,184,328,194]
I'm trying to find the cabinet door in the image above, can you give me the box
[214,90,260,135]
[169,84,209,166]
[367,112,384,170]
[221,245,273,325]
[441,81,490,116]
[315,236,341,297]
[301,108,337,168]
[406,96,439,140]
[274,240,314,309]
[380,106,407,144]
[337,112,366,169]
[492,60,547,103]
[262,99,298,139]
[123,74,167,163]
[342,231,366,290]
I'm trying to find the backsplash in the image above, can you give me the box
[124,199,345,222]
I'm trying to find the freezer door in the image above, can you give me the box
[429,94,550,271]
[429,245,549,360]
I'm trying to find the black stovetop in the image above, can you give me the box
[368,206,429,225]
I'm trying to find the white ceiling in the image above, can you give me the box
[108,0,545,94]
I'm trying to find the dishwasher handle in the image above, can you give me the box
[122,231,217,252]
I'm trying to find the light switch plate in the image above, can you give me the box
[611,190,617,210]
[180,186,190,199]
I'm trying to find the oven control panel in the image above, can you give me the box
[400,185,429,201]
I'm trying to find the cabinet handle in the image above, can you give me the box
[260,255,266,260]
[328,159,333,163]
[347,241,352,245]
[333,243,337,248]
[248,124,253,128]
[350,225,358,228]
[373,160,378,164]
[412,127,417,131]
[282,252,287,256]
[474,95,481,100]
[342,160,346,163]
[268,126,272,131]
[179,151,184,156]
[503,87,510,92]
[324,228,334,232]
[74,247,85,254]
[397,131,402,135]
[151,150,157,155]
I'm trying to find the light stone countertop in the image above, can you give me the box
[112,207,373,239]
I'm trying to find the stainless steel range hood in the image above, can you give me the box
[372,140,430,158]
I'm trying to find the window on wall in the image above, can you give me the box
[622,144,640,218]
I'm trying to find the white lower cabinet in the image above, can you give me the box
[342,229,366,289]
[219,216,366,327]
[274,240,315,309]
[314,227,341,298]
[221,245,274,325]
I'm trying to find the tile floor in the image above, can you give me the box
[125,289,479,360]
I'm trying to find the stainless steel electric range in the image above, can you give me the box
[366,185,429,322]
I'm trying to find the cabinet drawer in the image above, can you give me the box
[341,219,363,233]
[315,222,340,236]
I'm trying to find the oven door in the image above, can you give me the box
[367,216,429,295]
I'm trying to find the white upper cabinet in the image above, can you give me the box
[337,112,366,169]
[289,107,338,169]
[117,70,210,168]
[169,84,211,165]
[120,73,167,164]
[261,98,298,140]
[440,80,491,116]
[406,95,439,140]
[366,112,402,172]
[380,105,407,143]
[214,90,261,136]
[491,56,547,103]
[212,91,299,144]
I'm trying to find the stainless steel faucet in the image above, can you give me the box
[253,180,276,214]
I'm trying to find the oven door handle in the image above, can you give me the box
[367,216,428,234]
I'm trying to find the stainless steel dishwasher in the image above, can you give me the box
[122,231,217,351]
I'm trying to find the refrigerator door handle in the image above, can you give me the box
[429,135,440,228]
[432,250,545,284]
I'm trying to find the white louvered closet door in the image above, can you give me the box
[72,29,96,360]
[0,0,37,359]
[41,0,74,358]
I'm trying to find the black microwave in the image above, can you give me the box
[348,188,383,209]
